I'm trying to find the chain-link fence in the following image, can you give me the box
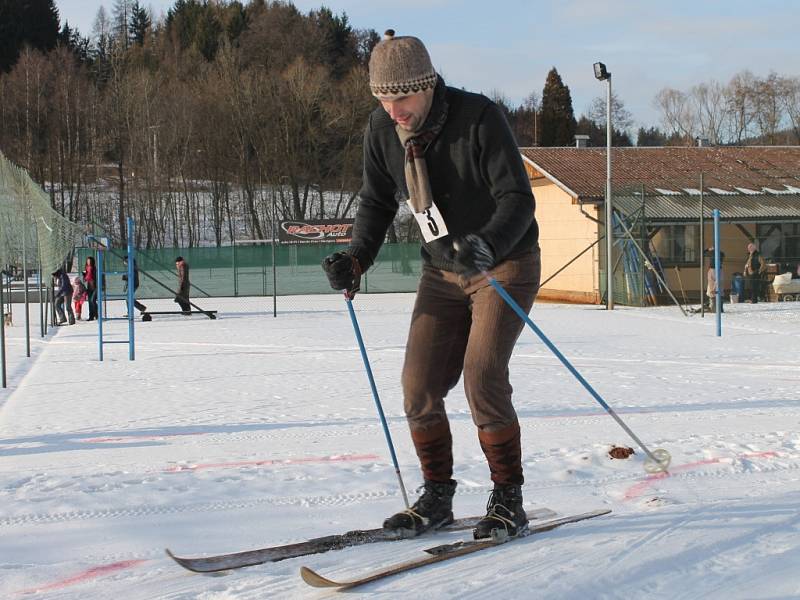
[75,242,422,303]
[0,151,83,277]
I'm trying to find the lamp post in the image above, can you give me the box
[593,61,613,310]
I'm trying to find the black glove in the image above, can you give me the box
[452,234,496,276]
[322,251,362,298]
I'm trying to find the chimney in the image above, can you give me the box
[574,134,590,148]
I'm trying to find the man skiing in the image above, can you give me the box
[322,30,540,540]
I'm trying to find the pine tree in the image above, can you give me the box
[112,0,132,49]
[129,1,151,46]
[636,126,668,146]
[539,67,577,146]
[58,21,91,64]
[0,0,60,72]
[311,7,357,80]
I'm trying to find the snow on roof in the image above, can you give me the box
[733,187,761,195]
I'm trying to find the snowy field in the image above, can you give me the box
[1,293,799,599]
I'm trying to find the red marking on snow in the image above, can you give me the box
[17,559,147,594]
[623,451,780,500]
[164,453,380,473]
[83,432,204,443]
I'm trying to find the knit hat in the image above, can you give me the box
[369,30,437,98]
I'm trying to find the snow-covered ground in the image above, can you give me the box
[1,294,799,599]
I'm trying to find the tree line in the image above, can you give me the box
[0,0,797,248]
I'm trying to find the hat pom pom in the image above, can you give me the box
[383,29,395,40]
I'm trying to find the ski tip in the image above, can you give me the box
[165,549,196,571]
[165,549,212,574]
[300,565,342,588]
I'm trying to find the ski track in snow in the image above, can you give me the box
[1,297,799,598]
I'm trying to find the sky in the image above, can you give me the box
[56,0,800,130]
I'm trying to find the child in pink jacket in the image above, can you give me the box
[73,277,88,320]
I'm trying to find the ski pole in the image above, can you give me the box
[485,274,671,474]
[344,293,411,507]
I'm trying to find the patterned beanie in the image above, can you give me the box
[369,30,437,98]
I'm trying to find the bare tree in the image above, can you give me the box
[723,70,758,144]
[654,87,697,144]
[587,90,633,132]
[752,72,784,145]
[777,75,800,143]
[690,80,726,145]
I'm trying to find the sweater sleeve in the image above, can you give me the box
[349,118,399,270]
[475,103,536,261]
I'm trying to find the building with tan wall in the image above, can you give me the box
[520,146,800,305]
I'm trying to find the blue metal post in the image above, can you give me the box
[127,217,135,360]
[97,249,104,361]
[713,209,722,337]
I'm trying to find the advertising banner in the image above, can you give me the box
[278,219,354,244]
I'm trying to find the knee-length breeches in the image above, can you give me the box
[401,250,540,433]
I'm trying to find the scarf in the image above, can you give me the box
[396,76,449,213]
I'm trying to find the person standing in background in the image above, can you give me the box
[83,256,98,320]
[744,243,765,303]
[53,268,75,325]
[72,276,87,319]
[174,256,191,315]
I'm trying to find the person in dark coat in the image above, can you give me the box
[744,243,765,303]
[174,256,191,314]
[53,268,75,325]
[322,31,540,540]
[122,256,147,315]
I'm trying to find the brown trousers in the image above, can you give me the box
[402,250,540,485]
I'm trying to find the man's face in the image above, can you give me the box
[379,89,434,132]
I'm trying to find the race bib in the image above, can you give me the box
[407,199,449,243]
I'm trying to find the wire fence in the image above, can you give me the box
[75,243,422,306]
[0,151,83,277]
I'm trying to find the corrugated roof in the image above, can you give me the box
[614,194,800,223]
[520,146,800,201]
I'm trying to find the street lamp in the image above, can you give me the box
[593,61,613,310]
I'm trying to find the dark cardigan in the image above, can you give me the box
[349,84,539,273]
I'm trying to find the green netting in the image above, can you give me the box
[0,151,83,274]
[75,242,423,298]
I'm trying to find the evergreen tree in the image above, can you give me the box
[539,67,577,146]
[223,1,248,44]
[0,0,60,72]
[355,28,380,66]
[129,1,151,46]
[576,115,633,147]
[112,0,132,49]
[636,126,668,146]
[58,21,92,64]
[167,0,222,61]
[91,6,114,85]
[311,7,357,80]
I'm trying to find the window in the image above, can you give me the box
[757,222,800,270]
[651,224,699,266]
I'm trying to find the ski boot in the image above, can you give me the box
[383,479,456,537]
[473,484,528,541]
